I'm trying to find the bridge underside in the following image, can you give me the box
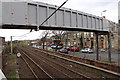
[2,25,108,33]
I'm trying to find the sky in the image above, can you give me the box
[0,0,119,41]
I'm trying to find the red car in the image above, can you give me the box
[70,47,80,52]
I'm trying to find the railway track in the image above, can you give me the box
[19,49,54,80]
[18,46,92,79]
[33,48,120,78]
[32,47,120,73]
[32,47,120,77]
[17,46,120,79]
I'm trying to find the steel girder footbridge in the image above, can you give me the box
[0,1,110,33]
[0,0,115,62]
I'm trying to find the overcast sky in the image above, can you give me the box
[0,0,119,41]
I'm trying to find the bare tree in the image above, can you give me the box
[41,30,52,49]
[41,30,68,51]
[51,30,67,51]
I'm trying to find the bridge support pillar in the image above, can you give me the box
[108,32,111,63]
[118,23,120,66]
[96,32,99,60]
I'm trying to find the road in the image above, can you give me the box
[68,49,119,65]
[36,46,120,66]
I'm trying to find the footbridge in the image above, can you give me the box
[0,1,110,32]
[0,0,116,64]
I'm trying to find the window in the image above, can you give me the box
[74,33,77,39]
[64,35,67,39]
[91,32,93,37]
[84,32,87,38]
[77,33,81,38]
[68,34,71,39]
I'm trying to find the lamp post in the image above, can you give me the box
[10,36,13,54]
[101,10,107,17]
[10,36,16,54]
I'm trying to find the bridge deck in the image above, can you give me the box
[0,1,110,32]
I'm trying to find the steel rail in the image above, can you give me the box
[22,47,91,79]
[33,47,120,77]
[34,51,91,79]
[20,47,73,79]
[18,49,54,79]
[21,55,39,80]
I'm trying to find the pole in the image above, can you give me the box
[96,33,99,60]
[108,33,111,63]
[101,12,102,17]
[10,36,13,54]
[118,24,120,66]
[101,10,106,17]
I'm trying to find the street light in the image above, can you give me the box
[101,10,107,17]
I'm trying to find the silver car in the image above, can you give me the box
[81,48,93,53]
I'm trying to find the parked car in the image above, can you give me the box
[47,44,51,46]
[100,49,106,52]
[51,45,56,49]
[59,48,68,54]
[81,48,93,53]
[47,47,54,51]
[70,47,80,52]
[51,45,63,49]
[51,44,56,49]
[63,47,71,51]
[57,46,63,49]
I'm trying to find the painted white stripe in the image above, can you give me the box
[0,69,7,80]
